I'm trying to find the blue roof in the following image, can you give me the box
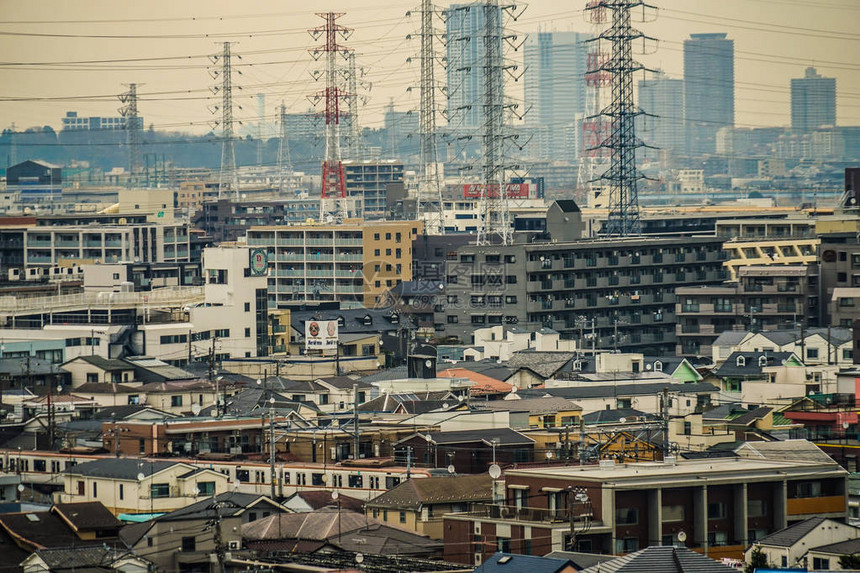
[477,552,573,573]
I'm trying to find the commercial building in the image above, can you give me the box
[435,235,727,354]
[247,220,423,308]
[684,33,734,156]
[5,160,62,203]
[675,265,820,356]
[791,67,837,133]
[192,198,321,243]
[343,160,404,219]
[637,71,685,161]
[61,111,133,132]
[524,30,591,162]
[443,442,848,565]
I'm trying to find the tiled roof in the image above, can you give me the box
[734,439,836,464]
[29,546,117,569]
[66,356,131,371]
[755,516,830,547]
[579,545,738,572]
[519,382,718,400]
[480,552,574,573]
[366,474,492,510]
[507,351,578,379]
[285,491,365,513]
[408,427,534,447]
[476,397,582,415]
[728,406,772,426]
[715,351,797,378]
[69,458,180,480]
[0,511,78,550]
[810,537,860,555]
[241,509,371,541]
[52,502,122,532]
[159,492,275,521]
[437,368,514,395]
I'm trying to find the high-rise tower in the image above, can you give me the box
[791,67,836,133]
[118,83,142,187]
[683,33,734,156]
[637,71,684,161]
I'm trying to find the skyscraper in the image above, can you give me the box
[791,67,836,132]
[523,30,591,162]
[683,33,734,156]
[637,71,684,161]
[446,3,501,134]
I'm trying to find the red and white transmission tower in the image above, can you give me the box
[577,1,613,210]
[309,13,352,223]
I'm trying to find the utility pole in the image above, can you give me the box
[211,500,226,573]
[406,445,413,479]
[277,101,293,195]
[113,413,120,458]
[209,338,219,417]
[269,400,276,500]
[353,384,360,460]
[579,417,587,465]
[661,387,670,458]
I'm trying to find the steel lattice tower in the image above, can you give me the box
[344,51,365,160]
[309,13,351,223]
[212,42,240,199]
[118,83,142,187]
[476,0,512,246]
[586,0,653,236]
[277,101,294,195]
[413,0,445,235]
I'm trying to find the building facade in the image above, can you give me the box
[247,220,423,308]
[435,236,727,354]
[637,72,685,161]
[684,33,734,156]
[791,67,836,133]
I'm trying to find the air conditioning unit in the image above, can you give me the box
[228,540,241,550]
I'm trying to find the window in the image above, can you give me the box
[374,249,380,256]
[748,499,767,518]
[807,348,819,360]
[707,501,726,519]
[497,537,511,552]
[348,475,364,488]
[151,483,170,498]
[615,538,638,553]
[245,327,251,338]
[616,507,638,525]
[844,349,853,361]
[505,296,517,304]
[662,504,684,521]
[795,481,822,498]
[505,275,517,284]
[207,269,228,284]
[92,482,97,497]
[171,395,183,407]
[198,481,215,496]
[813,557,830,570]
[707,531,728,546]
[736,355,746,367]
[181,536,196,552]
[399,511,407,523]
[447,315,458,324]
[471,315,485,325]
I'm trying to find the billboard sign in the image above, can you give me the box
[305,319,338,351]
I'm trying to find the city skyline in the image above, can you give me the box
[0,0,858,136]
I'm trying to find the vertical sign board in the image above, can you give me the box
[305,320,339,352]
[249,248,269,276]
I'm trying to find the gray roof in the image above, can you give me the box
[476,397,582,415]
[809,537,860,555]
[316,375,372,389]
[209,387,317,417]
[755,516,830,547]
[579,545,738,572]
[480,552,574,573]
[439,360,514,382]
[507,351,578,379]
[159,492,276,522]
[92,404,175,420]
[582,408,653,424]
[359,365,409,383]
[66,356,131,371]
[734,440,836,464]
[406,427,534,447]
[124,356,195,381]
[714,351,798,378]
[69,458,180,480]
[0,357,66,377]
[30,546,119,569]
[711,330,750,348]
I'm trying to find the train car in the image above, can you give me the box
[0,448,430,501]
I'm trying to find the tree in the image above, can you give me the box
[745,546,768,573]
[839,553,860,569]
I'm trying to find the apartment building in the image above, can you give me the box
[675,265,819,356]
[436,235,727,354]
[247,220,423,308]
[716,217,819,281]
[443,442,847,566]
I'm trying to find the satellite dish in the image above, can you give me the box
[677,531,687,543]
[137,473,145,482]
[57,385,63,393]
[16,484,24,492]
[424,434,433,443]
[447,465,455,474]
[191,404,202,416]
[546,451,554,460]
[511,386,518,393]
[488,464,501,479]
[619,417,627,424]
[192,487,200,496]
[425,359,432,368]
[355,553,364,564]
[269,397,276,405]
[331,491,339,500]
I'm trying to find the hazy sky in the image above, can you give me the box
[0,0,857,134]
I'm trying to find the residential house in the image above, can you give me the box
[365,474,492,539]
[443,441,848,565]
[72,383,141,407]
[21,546,150,573]
[477,552,578,573]
[805,538,860,571]
[241,509,443,560]
[62,356,136,387]
[712,351,803,395]
[744,516,860,570]
[396,428,535,474]
[282,490,365,513]
[135,379,217,415]
[51,501,124,540]
[0,357,70,396]
[476,397,582,429]
[668,413,735,453]
[579,545,740,573]
[121,492,287,573]
[56,458,229,515]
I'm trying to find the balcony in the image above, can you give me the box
[465,503,593,524]
[787,495,844,516]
